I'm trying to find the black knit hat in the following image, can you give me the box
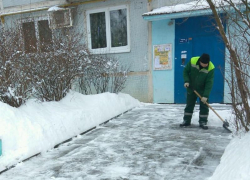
[200,53,210,64]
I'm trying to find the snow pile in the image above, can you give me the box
[208,132,250,180]
[183,103,250,180]
[0,91,140,172]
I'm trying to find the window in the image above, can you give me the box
[87,5,130,54]
[22,18,53,53]
[90,12,107,49]
[38,20,53,52]
[22,22,37,53]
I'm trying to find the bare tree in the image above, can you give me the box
[205,0,250,132]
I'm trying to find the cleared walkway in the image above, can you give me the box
[0,104,231,180]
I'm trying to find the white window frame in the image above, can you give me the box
[20,16,52,53]
[86,5,130,54]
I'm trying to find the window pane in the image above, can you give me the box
[22,22,37,53]
[110,8,127,47]
[90,12,107,49]
[38,20,53,52]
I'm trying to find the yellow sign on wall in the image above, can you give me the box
[153,44,172,70]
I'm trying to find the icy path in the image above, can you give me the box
[0,104,231,180]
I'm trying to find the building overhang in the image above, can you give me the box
[143,8,213,21]
[142,0,246,21]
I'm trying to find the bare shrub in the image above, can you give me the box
[0,22,89,105]
[78,55,129,94]
[1,13,126,106]
[0,27,32,107]
[28,29,89,102]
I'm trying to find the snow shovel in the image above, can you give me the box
[189,87,232,133]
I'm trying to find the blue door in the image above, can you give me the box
[174,15,225,103]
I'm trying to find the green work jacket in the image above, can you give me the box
[183,56,215,98]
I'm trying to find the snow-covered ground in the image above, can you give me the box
[0,91,249,180]
[207,130,250,180]
[0,91,140,172]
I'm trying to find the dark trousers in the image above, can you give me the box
[183,91,209,124]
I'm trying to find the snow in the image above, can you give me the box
[207,132,250,180]
[48,6,65,12]
[143,1,209,16]
[143,0,247,16]
[0,91,140,172]
[0,91,249,180]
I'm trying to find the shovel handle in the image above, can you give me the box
[193,90,225,123]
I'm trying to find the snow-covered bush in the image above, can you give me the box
[0,27,32,107]
[28,29,90,102]
[0,19,127,105]
[0,25,90,105]
[78,55,129,94]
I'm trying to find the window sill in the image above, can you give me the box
[89,47,131,54]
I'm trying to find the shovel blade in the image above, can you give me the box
[223,121,232,133]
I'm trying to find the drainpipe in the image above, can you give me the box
[147,0,153,103]
[0,0,3,25]
[0,0,3,10]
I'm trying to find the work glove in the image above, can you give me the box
[184,83,189,88]
[201,97,208,104]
